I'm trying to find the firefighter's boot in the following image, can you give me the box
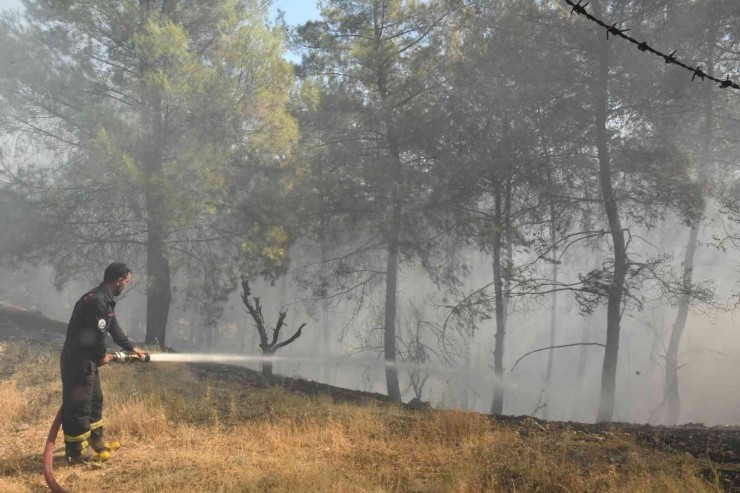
[89,427,118,459]
[66,439,111,464]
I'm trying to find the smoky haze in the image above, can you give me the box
[0,0,738,426]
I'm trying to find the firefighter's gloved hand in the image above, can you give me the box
[98,353,115,366]
[131,347,146,360]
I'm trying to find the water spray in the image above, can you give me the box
[144,351,469,377]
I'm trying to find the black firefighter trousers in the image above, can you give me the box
[60,357,105,458]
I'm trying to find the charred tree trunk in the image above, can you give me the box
[664,30,715,426]
[594,26,628,424]
[241,278,306,378]
[261,348,274,377]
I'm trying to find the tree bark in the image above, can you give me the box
[142,98,171,349]
[145,213,172,349]
[593,17,628,423]
[138,0,172,350]
[374,4,403,402]
[491,184,506,415]
[544,191,558,420]
[664,224,699,424]
[262,348,274,377]
[383,198,403,402]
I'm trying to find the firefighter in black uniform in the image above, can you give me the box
[61,262,146,463]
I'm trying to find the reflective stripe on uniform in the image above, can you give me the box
[64,430,91,443]
[90,419,104,430]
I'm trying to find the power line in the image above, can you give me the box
[563,0,740,92]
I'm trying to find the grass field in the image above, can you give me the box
[0,342,723,493]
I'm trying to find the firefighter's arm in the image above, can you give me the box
[89,299,111,364]
[107,315,135,352]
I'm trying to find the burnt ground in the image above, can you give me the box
[187,361,740,491]
[1,302,738,491]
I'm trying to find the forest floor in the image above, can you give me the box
[0,306,738,492]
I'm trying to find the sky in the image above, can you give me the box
[0,0,320,25]
[274,0,320,26]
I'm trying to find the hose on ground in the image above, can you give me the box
[43,406,68,493]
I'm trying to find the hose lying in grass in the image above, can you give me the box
[43,406,67,493]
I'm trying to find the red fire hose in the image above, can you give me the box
[43,406,67,493]
[43,352,150,492]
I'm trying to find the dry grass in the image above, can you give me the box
[0,342,723,493]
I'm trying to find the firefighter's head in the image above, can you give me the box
[104,262,133,297]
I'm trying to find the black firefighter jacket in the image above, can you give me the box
[61,284,135,371]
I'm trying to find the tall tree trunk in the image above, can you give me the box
[491,117,513,415]
[142,97,171,349]
[593,12,628,423]
[503,174,513,316]
[145,213,171,349]
[663,224,699,424]
[664,29,714,426]
[491,184,507,415]
[383,198,403,402]
[544,193,558,420]
[374,5,403,402]
[139,0,171,350]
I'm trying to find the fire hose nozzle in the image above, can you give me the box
[111,351,151,363]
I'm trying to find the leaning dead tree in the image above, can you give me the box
[240,277,306,377]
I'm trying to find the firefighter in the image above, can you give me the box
[60,262,146,464]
